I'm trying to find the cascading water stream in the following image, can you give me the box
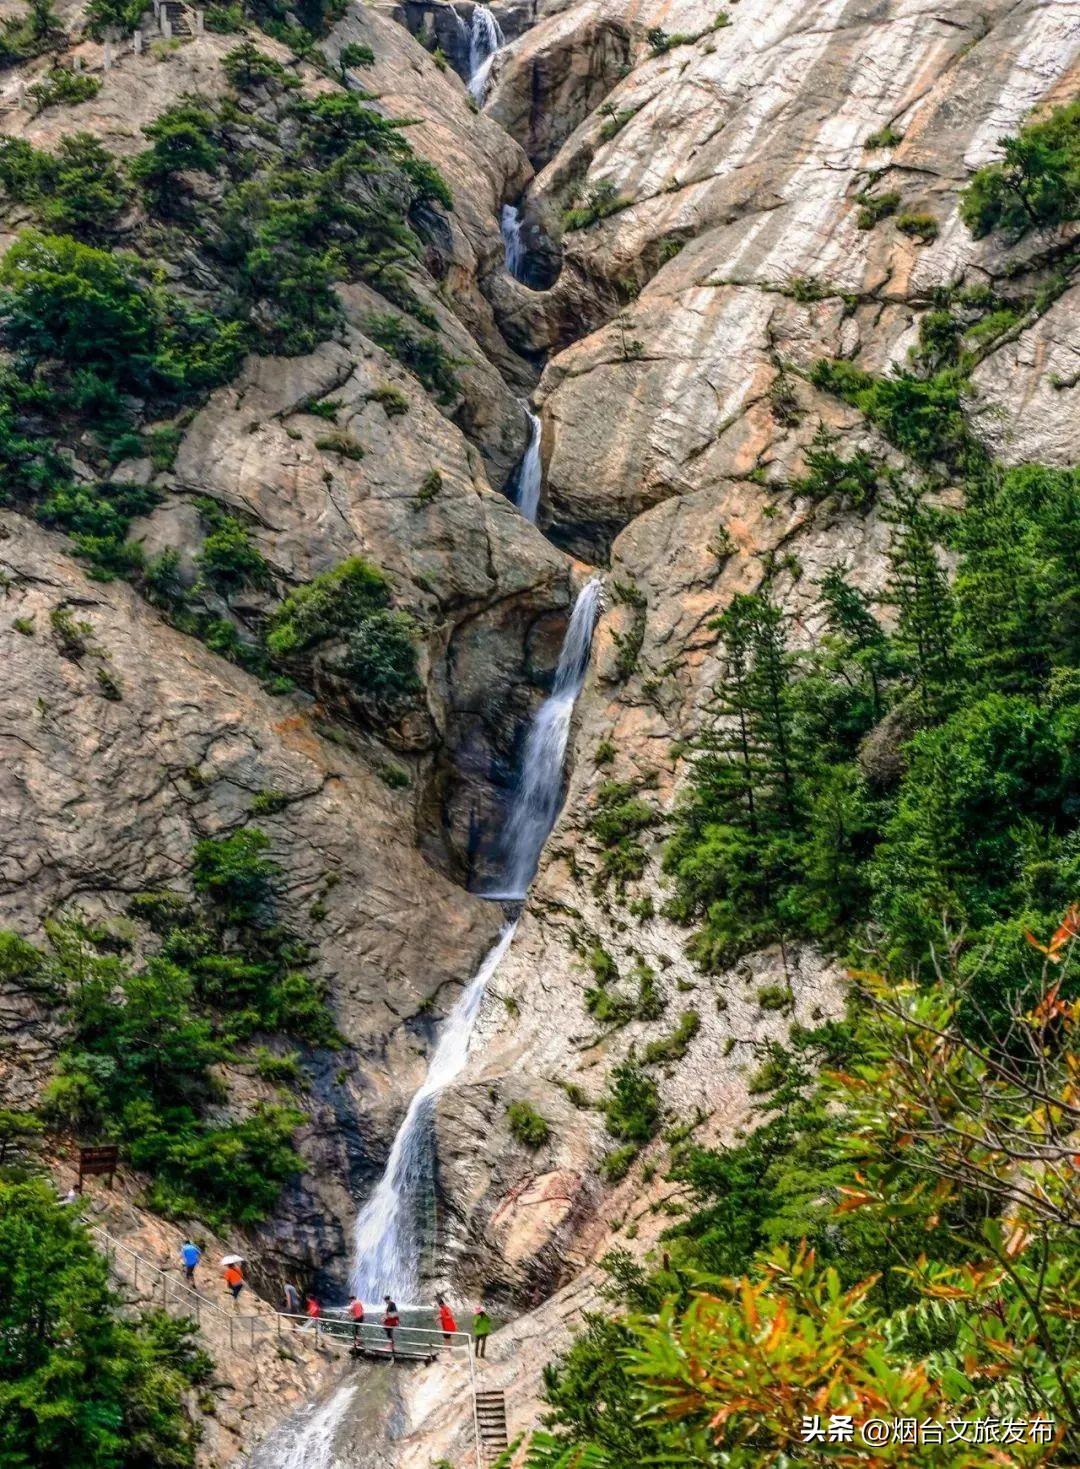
[250,1383,358,1469]
[348,581,602,1298]
[501,203,526,280]
[510,406,542,522]
[349,923,517,1303]
[468,4,503,101]
[487,577,604,899]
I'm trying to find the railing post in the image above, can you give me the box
[469,1340,483,1469]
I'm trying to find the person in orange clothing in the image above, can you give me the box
[223,1263,245,1302]
[435,1294,457,1345]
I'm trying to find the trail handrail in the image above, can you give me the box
[90,1224,476,1360]
[90,1223,272,1349]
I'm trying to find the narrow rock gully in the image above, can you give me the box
[248,7,602,1462]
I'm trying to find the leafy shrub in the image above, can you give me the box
[642,1010,701,1064]
[585,985,636,1026]
[131,102,224,212]
[265,556,389,658]
[192,827,279,923]
[0,231,245,407]
[599,106,636,142]
[562,180,631,232]
[366,313,462,403]
[27,67,100,113]
[254,1046,302,1083]
[960,99,1080,239]
[83,0,144,37]
[865,124,902,148]
[604,1059,660,1143]
[0,929,42,982]
[36,479,158,579]
[587,945,619,986]
[507,1100,551,1148]
[339,40,374,70]
[794,423,880,508]
[588,780,658,889]
[599,1143,639,1182]
[417,468,441,503]
[222,40,298,91]
[196,510,271,593]
[0,0,63,64]
[340,608,422,709]
[855,189,899,229]
[204,1,244,30]
[895,210,938,241]
[809,358,973,473]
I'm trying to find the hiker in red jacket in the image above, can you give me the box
[435,1294,457,1345]
[382,1296,400,1357]
[348,1295,365,1346]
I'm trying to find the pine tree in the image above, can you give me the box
[818,566,891,720]
[884,490,956,716]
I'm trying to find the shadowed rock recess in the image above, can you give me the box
[1,0,1078,1461]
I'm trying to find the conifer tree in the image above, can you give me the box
[883,490,956,716]
[818,566,891,720]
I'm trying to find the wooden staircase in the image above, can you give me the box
[475,1389,509,1461]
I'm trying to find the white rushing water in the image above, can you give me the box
[490,578,604,899]
[468,5,503,101]
[511,406,542,522]
[349,923,518,1303]
[250,1382,357,1469]
[501,203,526,281]
[253,578,602,1467]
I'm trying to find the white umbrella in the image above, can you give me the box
[221,1254,245,1266]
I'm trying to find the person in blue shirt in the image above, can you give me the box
[181,1239,201,1283]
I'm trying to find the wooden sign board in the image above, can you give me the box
[77,1144,119,1190]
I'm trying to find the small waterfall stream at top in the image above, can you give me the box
[487,577,604,900]
[468,4,503,101]
[510,405,542,522]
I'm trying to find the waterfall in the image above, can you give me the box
[490,578,604,899]
[349,924,518,1303]
[249,1383,357,1469]
[501,203,526,281]
[448,3,469,49]
[511,406,542,522]
[468,5,503,101]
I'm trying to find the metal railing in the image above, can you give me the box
[91,1224,282,1351]
[90,1224,478,1366]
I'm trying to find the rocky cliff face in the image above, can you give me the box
[1,0,1077,1460]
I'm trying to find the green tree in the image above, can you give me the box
[0,1178,205,1468]
[883,490,956,717]
[191,827,279,923]
[131,102,223,213]
[960,99,1080,239]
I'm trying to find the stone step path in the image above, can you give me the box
[475,1389,509,1459]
